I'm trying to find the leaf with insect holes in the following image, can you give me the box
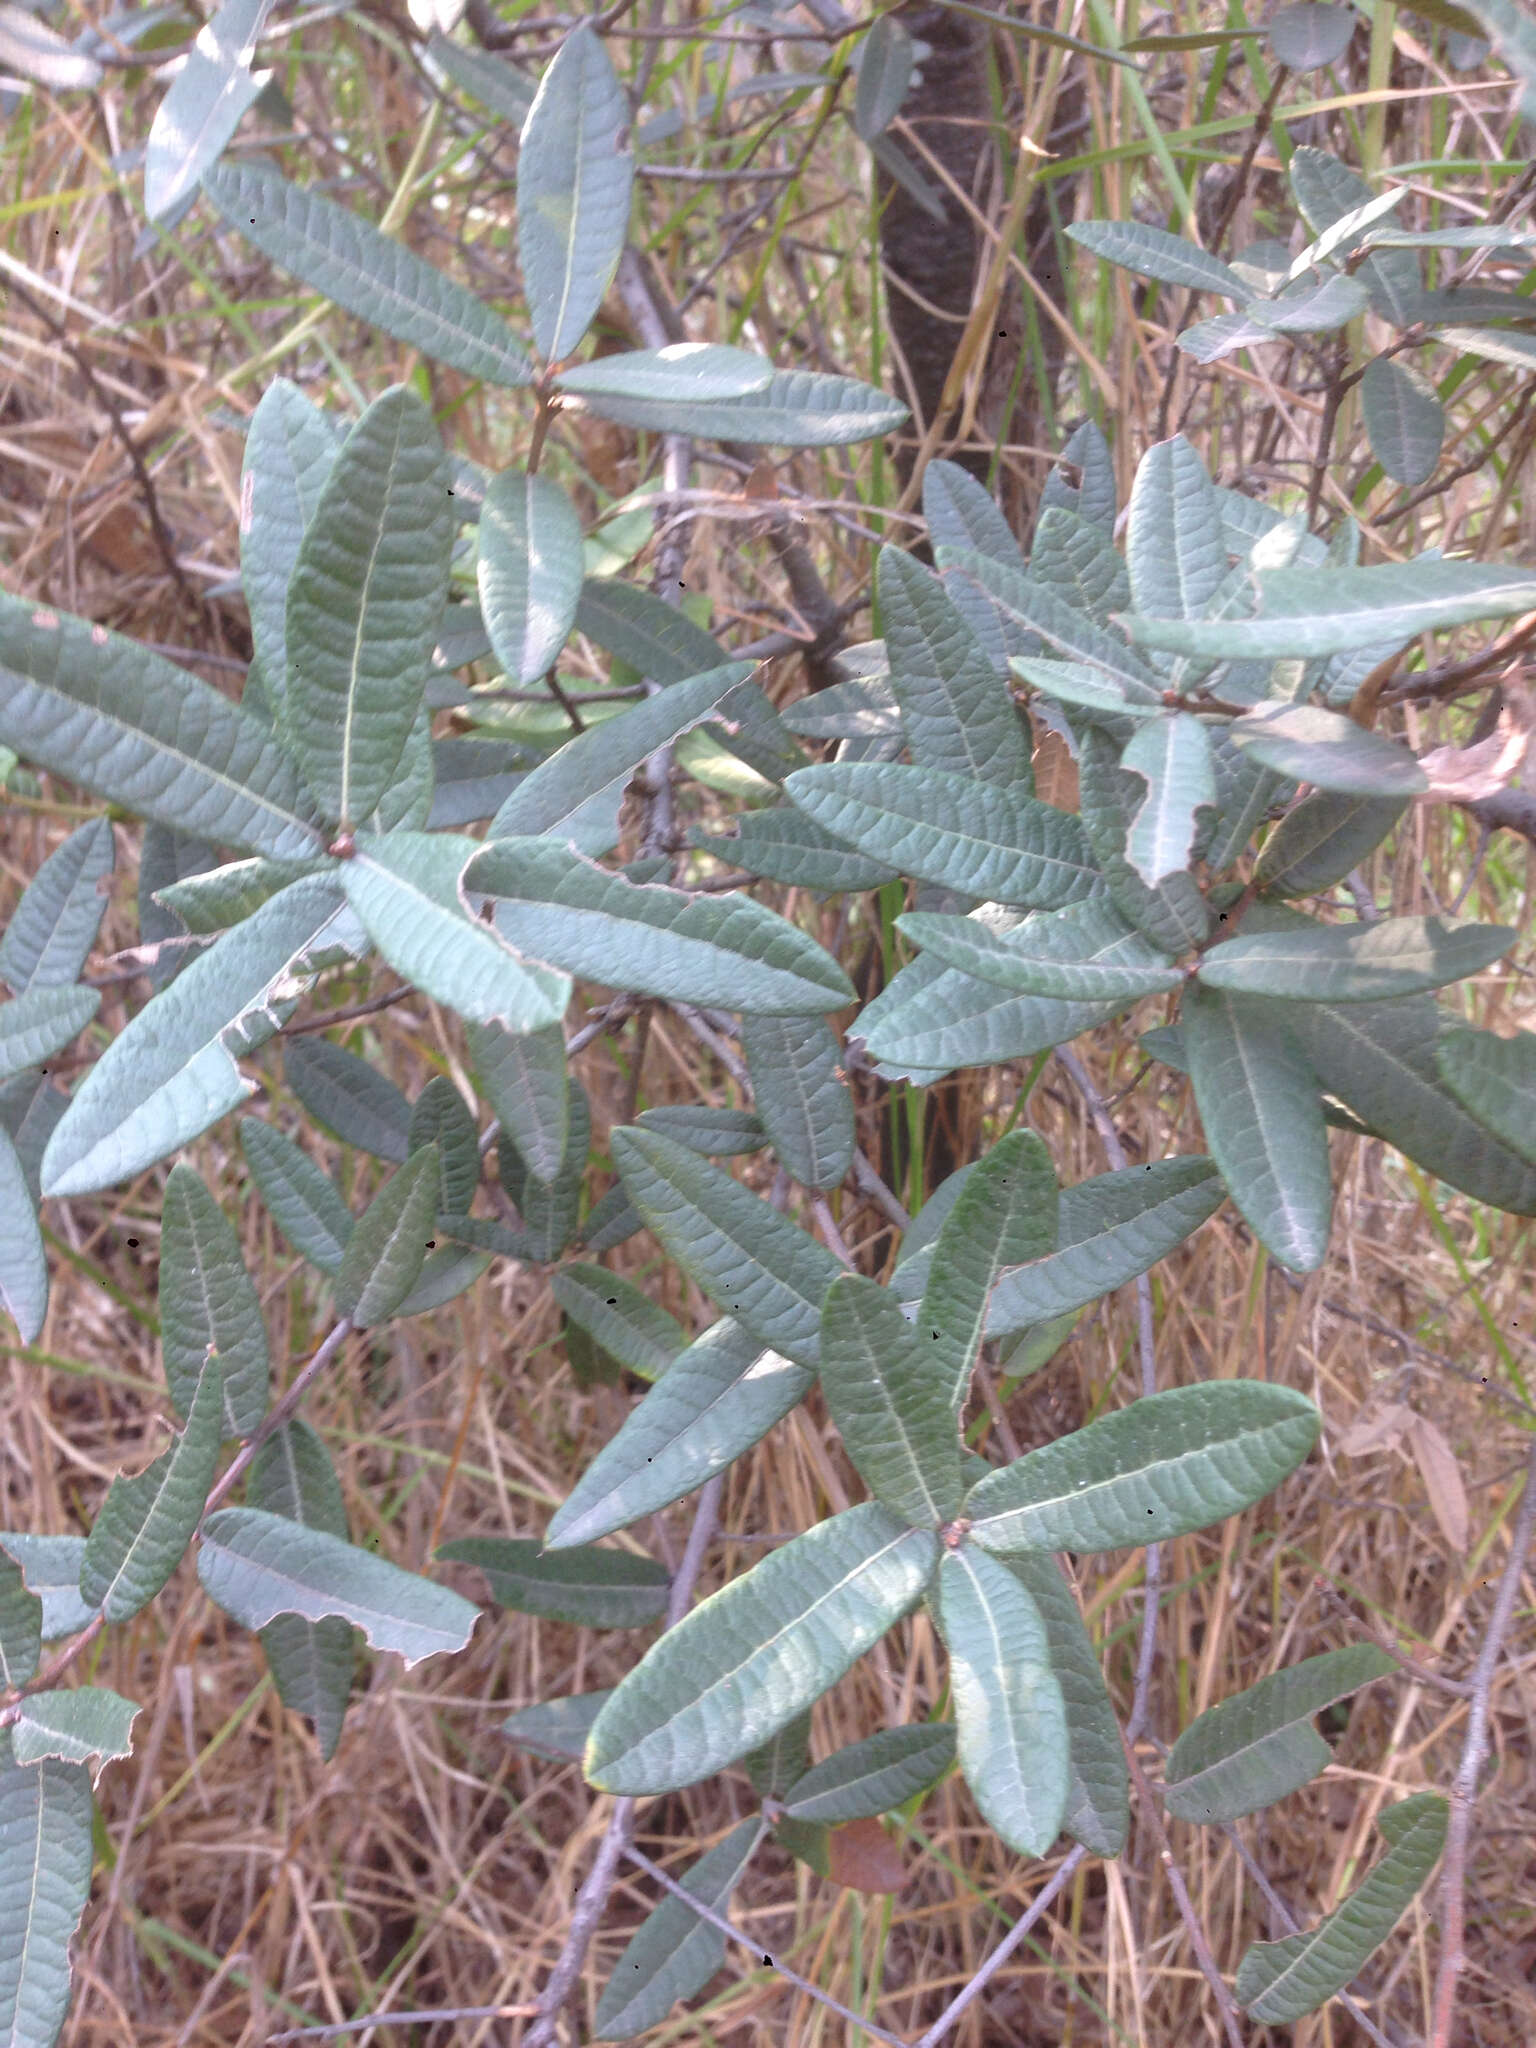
[201,161,534,385]
[1165,1644,1395,1824]
[1120,713,1216,887]
[199,1508,479,1667]
[964,1381,1320,1556]
[585,1505,939,1794]
[1235,1794,1447,2021]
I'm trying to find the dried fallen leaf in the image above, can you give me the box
[1417,676,1534,802]
[827,1816,905,1895]
[1408,1414,1469,1552]
[1336,1401,1416,1458]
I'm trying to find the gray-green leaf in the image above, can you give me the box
[283,1037,411,1162]
[964,1381,1320,1555]
[202,160,534,386]
[248,1421,353,1759]
[0,1127,47,1345]
[876,547,1031,787]
[1199,915,1513,1003]
[741,1012,852,1191]
[781,1724,955,1823]
[238,380,339,716]
[820,1275,964,1526]
[437,1536,668,1627]
[477,468,584,685]
[1436,1025,1536,1166]
[199,1507,479,1667]
[1165,1643,1395,1824]
[1360,357,1444,486]
[81,1356,226,1622]
[1120,713,1216,887]
[159,1163,270,1435]
[550,1263,687,1383]
[594,1816,762,2040]
[1234,1794,1447,2022]
[610,1126,841,1366]
[935,1546,1069,1858]
[8,1687,139,1778]
[561,366,907,446]
[0,816,113,995]
[1183,984,1333,1273]
[585,1505,939,1794]
[334,1146,440,1328]
[0,1744,94,2048]
[898,898,1181,1003]
[466,1019,569,1184]
[1067,218,1248,299]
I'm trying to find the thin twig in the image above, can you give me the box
[1123,1739,1247,2048]
[912,1844,1089,2048]
[523,1475,724,2047]
[1430,1435,1536,2048]
[202,1319,356,1523]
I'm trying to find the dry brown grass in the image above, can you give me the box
[1,4,1533,2044]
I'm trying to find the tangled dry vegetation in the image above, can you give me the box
[1,3,1533,2043]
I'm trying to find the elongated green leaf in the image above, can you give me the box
[1165,1644,1395,1824]
[691,807,895,893]
[0,592,322,861]
[986,1158,1223,1332]
[1200,915,1513,1002]
[42,878,352,1198]
[283,1037,411,1162]
[467,837,852,1014]
[1067,218,1248,299]
[1229,703,1427,795]
[1000,1553,1127,1856]
[0,1537,91,1644]
[940,548,1164,699]
[9,1687,139,1778]
[574,579,726,683]
[1120,713,1216,887]
[466,1020,568,1184]
[1031,506,1129,625]
[477,468,583,685]
[425,27,534,128]
[406,1077,478,1217]
[935,1547,1068,1857]
[819,1275,964,1526]
[1126,435,1228,623]
[153,855,332,937]
[920,1131,1057,1415]
[0,816,113,995]
[0,1074,65,1209]
[636,1105,766,1156]
[561,366,907,446]
[1289,991,1536,1214]
[334,1146,439,1329]
[0,986,98,1088]
[437,1536,668,1627]
[248,1421,353,1759]
[586,1505,939,1793]
[497,1079,590,1261]
[556,343,773,404]
[611,1126,840,1365]
[899,899,1180,1003]
[782,1724,956,1823]
[518,22,633,361]
[924,457,1027,571]
[200,1507,479,1666]
[160,1163,270,1435]
[201,160,534,385]
[594,1816,762,2041]
[551,1263,687,1382]
[238,380,340,716]
[964,1381,1320,1556]
[1253,790,1406,897]
[344,832,570,1034]
[1009,655,1158,721]
[741,1012,852,1191]
[0,1559,40,1690]
[875,548,1031,787]
[858,946,1120,1080]
[81,1357,225,1622]
[1077,728,1211,954]
[853,11,914,137]
[1235,1794,1447,2022]
[1130,559,1536,661]
[547,1320,812,1550]
[1360,357,1443,486]
[502,1690,611,1760]
[0,1126,47,1346]
[145,0,270,222]
[285,386,453,826]
[490,663,752,849]
[0,1742,93,2048]
[1437,1026,1536,1166]
[393,1243,491,1319]
[1184,986,1332,1272]
[782,670,900,740]
[744,1711,814,1802]
[784,762,1098,909]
